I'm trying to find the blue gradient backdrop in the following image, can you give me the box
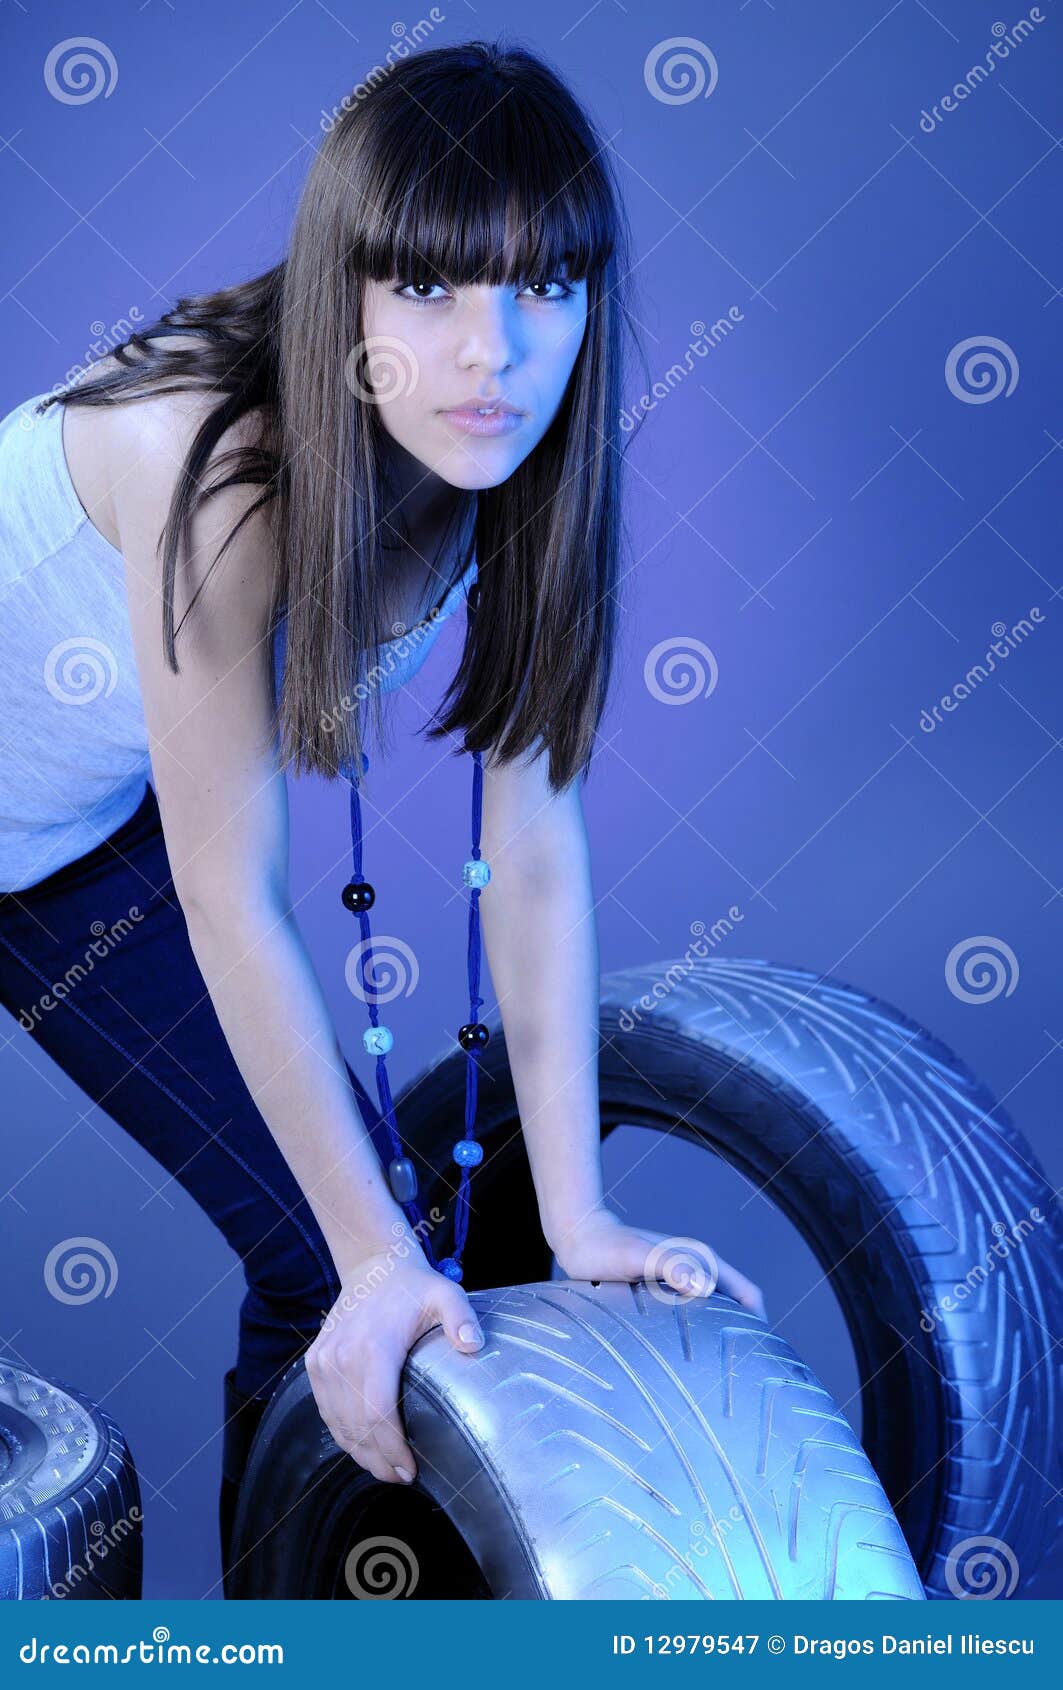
[1,0,1059,1598]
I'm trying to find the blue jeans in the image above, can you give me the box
[0,780,391,1403]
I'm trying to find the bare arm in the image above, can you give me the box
[480,744,765,1316]
[479,749,604,1247]
[114,395,409,1280]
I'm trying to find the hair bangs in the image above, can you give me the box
[353,69,616,289]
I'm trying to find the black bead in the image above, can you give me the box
[341,880,375,913]
[458,1022,490,1052]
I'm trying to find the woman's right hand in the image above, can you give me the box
[304,1247,486,1486]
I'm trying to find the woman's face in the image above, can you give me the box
[358,272,588,490]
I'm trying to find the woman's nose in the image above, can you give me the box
[457,296,520,375]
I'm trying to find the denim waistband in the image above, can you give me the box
[0,781,159,907]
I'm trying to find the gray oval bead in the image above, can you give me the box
[388,1156,418,1203]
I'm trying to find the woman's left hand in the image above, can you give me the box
[550,1206,766,1320]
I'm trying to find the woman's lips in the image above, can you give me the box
[440,406,525,437]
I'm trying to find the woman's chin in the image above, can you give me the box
[426,456,523,492]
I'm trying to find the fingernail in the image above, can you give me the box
[394,1466,415,1484]
[459,1322,484,1347]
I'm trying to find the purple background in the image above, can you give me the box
[1,0,1060,1599]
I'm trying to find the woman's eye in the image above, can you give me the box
[395,280,449,304]
[520,278,575,303]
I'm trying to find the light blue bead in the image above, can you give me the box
[438,1256,463,1282]
[462,857,491,889]
[453,1138,483,1167]
[363,1024,393,1056]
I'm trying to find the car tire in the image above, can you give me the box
[229,1281,925,1600]
[0,1359,142,1601]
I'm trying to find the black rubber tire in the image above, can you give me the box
[229,1282,925,1600]
[0,1360,142,1600]
[399,957,1063,1601]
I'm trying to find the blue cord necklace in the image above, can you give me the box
[341,581,490,1283]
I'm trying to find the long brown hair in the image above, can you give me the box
[35,38,640,793]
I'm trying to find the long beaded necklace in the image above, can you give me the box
[340,530,490,1284]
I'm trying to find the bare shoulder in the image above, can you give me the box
[65,332,273,591]
[73,334,277,618]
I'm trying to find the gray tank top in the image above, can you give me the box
[0,389,477,893]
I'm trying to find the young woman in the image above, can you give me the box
[0,39,762,1584]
